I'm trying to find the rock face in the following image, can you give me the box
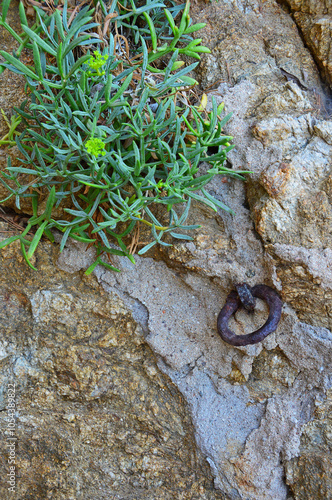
[282,0,332,86]
[1,1,332,500]
[0,241,221,500]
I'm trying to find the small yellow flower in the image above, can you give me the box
[85,137,106,157]
[87,51,109,77]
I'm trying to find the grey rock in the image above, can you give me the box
[282,0,332,87]
[0,242,222,500]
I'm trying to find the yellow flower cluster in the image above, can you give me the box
[85,137,106,157]
[87,51,109,76]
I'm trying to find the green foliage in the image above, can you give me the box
[0,109,22,146]
[0,0,249,272]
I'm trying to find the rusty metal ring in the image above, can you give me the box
[217,284,282,346]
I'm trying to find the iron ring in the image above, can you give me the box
[217,284,282,346]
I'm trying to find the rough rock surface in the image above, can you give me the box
[0,1,332,500]
[0,240,222,500]
[282,0,332,87]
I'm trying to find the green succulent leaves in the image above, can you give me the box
[0,0,248,273]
